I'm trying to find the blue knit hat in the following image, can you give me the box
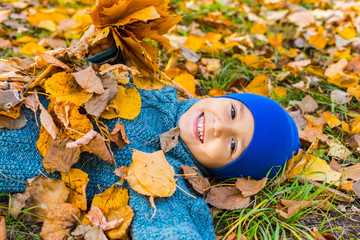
[207,93,301,180]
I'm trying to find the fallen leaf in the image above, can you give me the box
[110,122,130,149]
[245,74,270,96]
[42,138,81,173]
[235,178,268,197]
[330,90,352,104]
[0,110,27,130]
[0,90,23,112]
[205,186,250,210]
[0,216,6,240]
[352,180,360,197]
[290,95,318,114]
[342,163,360,181]
[61,168,89,211]
[340,180,353,191]
[329,159,341,172]
[86,206,125,231]
[308,33,327,49]
[276,199,313,219]
[40,203,80,240]
[90,185,134,239]
[159,126,180,153]
[304,157,341,185]
[39,102,59,140]
[44,72,93,106]
[9,192,31,218]
[311,227,337,240]
[181,165,210,196]
[269,33,283,49]
[328,143,351,160]
[66,129,115,164]
[173,73,196,96]
[20,42,46,55]
[250,23,267,34]
[114,166,129,178]
[72,67,105,94]
[35,51,71,72]
[85,226,108,240]
[99,64,140,77]
[84,89,111,118]
[23,176,70,222]
[126,150,176,198]
[322,112,341,128]
[101,85,141,120]
[209,88,226,97]
[346,55,360,74]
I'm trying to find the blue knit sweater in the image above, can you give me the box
[0,85,215,239]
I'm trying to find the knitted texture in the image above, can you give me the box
[0,85,215,240]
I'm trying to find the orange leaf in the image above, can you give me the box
[245,74,270,96]
[250,23,267,34]
[269,33,283,49]
[322,112,341,128]
[308,33,327,49]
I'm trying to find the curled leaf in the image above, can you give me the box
[181,165,210,196]
[205,186,250,210]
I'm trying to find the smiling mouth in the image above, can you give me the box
[196,113,205,143]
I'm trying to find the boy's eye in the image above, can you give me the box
[231,105,236,119]
[231,139,236,154]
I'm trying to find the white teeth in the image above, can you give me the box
[197,115,204,142]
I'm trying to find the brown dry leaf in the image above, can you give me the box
[330,89,352,105]
[42,138,81,173]
[66,129,115,164]
[205,186,250,210]
[86,206,124,231]
[0,90,23,112]
[352,180,360,197]
[53,101,73,128]
[44,72,93,106]
[72,67,105,94]
[322,112,341,129]
[114,166,129,178]
[89,185,134,239]
[84,89,111,119]
[9,192,31,218]
[34,51,71,72]
[84,226,108,240]
[245,74,270,96]
[24,176,70,222]
[235,178,267,197]
[110,122,130,149]
[346,55,360,74]
[328,143,351,160]
[311,227,337,240]
[0,216,6,240]
[126,150,176,198]
[342,163,360,181]
[101,85,141,120]
[39,102,59,140]
[325,59,358,88]
[290,95,318,114]
[276,199,313,219]
[329,158,341,172]
[181,165,210,196]
[0,111,27,130]
[40,203,80,240]
[159,126,180,153]
[61,168,89,211]
[99,64,140,77]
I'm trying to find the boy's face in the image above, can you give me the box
[179,97,254,169]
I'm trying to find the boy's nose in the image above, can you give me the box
[213,117,231,137]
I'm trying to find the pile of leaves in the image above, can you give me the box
[2,0,360,239]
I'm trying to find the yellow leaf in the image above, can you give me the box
[126,149,176,198]
[36,125,69,157]
[308,33,327,49]
[44,72,93,106]
[64,105,94,140]
[304,158,341,185]
[338,26,357,40]
[183,34,205,51]
[239,55,257,65]
[70,9,93,33]
[269,33,283,49]
[334,48,352,61]
[245,74,270,96]
[28,12,67,26]
[272,87,287,100]
[17,36,38,43]
[20,42,46,55]
[209,88,226,97]
[61,169,89,211]
[322,112,342,129]
[347,85,360,100]
[38,20,57,32]
[350,116,360,134]
[90,184,134,239]
[173,73,196,97]
[101,85,141,120]
[0,103,22,119]
[250,23,268,34]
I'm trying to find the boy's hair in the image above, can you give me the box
[208,93,300,180]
